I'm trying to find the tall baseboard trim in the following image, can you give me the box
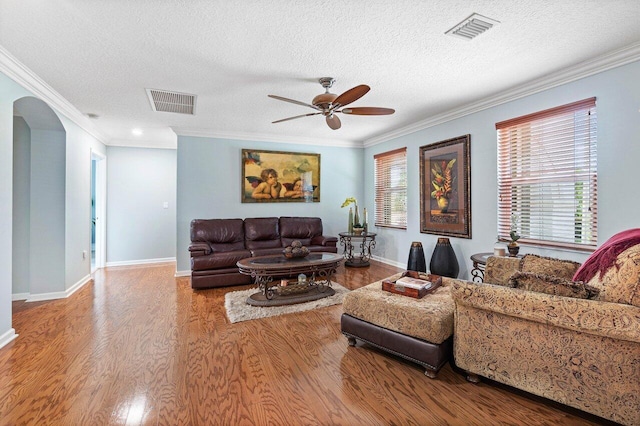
[25,274,93,303]
[174,270,191,278]
[12,293,29,301]
[106,257,176,267]
[371,255,404,269]
[0,328,18,350]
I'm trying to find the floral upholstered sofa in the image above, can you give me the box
[451,231,640,425]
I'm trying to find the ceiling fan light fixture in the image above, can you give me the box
[445,13,499,41]
[269,78,394,130]
[312,92,338,107]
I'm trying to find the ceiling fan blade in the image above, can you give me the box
[332,85,370,108]
[268,94,320,110]
[272,112,321,123]
[341,107,395,115]
[326,114,341,130]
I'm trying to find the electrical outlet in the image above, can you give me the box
[82,250,87,259]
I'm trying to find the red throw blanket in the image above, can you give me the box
[573,228,640,282]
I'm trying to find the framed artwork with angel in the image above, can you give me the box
[241,149,321,203]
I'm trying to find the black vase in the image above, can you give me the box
[429,237,459,278]
[407,241,426,272]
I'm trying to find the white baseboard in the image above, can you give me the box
[106,257,176,267]
[371,255,405,269]
[25,274,92,302]
[12,293,29,301]
[0,328,18,350]
[174,270,191,277]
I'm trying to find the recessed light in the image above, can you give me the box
[132,128,143,136]
[86,113,100,119]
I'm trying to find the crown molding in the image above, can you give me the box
[171,127,364,148]
[364,41,640,147]
[107,138,178,150]
[0,45,109,144]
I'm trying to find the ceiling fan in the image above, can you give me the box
[268,77,395,130]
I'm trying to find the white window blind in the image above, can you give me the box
[496,98,597,250]
[374,147,407,229]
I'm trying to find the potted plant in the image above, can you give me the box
[508,214,521,256]
[341,197,363,234]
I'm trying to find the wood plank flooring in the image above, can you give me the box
[1,261,614,425]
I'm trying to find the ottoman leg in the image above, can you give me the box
[347,336,357,346]
[424,368,438,379]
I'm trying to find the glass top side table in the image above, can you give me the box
[338,232,377,267]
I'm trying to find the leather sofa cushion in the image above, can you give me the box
[190,219,246,252]
[244,217,281,249]
[191,250,251,271]
[280,216,322,247]
[521,254,581,281]
[251,247,286,257]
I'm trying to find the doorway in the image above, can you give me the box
[91,150,106,272]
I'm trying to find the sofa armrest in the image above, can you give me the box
[188,242,211,257]
[451,279,640,344]
[311,235,338,247]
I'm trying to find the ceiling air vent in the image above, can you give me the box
[146,88,197,115]
[446,13,499,40]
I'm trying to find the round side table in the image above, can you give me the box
[339,232,377,267]
[470,252,493,282]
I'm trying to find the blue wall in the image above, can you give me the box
[363,59,640,278]
[176,136,364,273]
[106,146,177,264]
[174,60,640,279]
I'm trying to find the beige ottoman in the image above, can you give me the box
[341,273,454,378]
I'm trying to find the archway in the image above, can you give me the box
[12,97,66,298]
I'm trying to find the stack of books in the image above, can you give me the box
[382,272,442,299]
[394,276,433,290]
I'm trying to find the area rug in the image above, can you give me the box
[224,282,349,324]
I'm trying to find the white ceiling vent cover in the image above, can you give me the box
[146,89,197,115]
[446,13,499,40]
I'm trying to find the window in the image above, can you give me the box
[496,98,597,250]
[374,147,407,229]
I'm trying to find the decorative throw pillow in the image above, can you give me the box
[587,244,640,308]
[483,256,521,287]
[509,271,599,299]
[520,254,581,281]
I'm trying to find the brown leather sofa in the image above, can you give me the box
[189,216,338,289]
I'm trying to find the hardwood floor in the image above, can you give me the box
[1,261,613,425]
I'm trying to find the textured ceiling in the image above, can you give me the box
[1,1,640,148]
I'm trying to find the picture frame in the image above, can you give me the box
[419,134,471,238]
[241,149,320,203]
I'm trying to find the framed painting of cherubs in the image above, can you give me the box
[241,149,321,203]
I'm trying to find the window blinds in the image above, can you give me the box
[496,98,597,249]
[374,147,407,229]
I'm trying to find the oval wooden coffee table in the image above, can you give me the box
[237,252,343,307]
